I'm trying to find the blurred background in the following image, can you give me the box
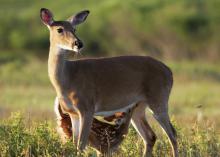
[0,0,219,132]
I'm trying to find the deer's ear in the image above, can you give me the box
[40,8,54,26]
[68,10,90,26]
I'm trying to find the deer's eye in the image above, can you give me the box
[57,28,63,33]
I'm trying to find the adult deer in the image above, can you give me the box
[40,8,178,157]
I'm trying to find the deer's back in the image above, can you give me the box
[73,56,173,87]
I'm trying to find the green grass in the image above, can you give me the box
[0,53,220,156]
[0,112,219,157]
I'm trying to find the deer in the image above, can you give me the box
[40,8,178,157]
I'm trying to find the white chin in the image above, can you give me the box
[57,44,73,51]
[57,44,80,53]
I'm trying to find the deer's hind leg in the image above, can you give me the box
[148,98,178,157]
[131,103,157,157]
[54,97,72,143]
[152,110,178,157]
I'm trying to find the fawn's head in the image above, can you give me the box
[40,8,89,53]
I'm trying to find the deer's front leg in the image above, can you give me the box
[69,114,80,145]
[77,109,94,151]
[58,97,81,146]
[54,97,72,143]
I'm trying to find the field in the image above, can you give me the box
[1,0,220,156]
[0,52,219,156]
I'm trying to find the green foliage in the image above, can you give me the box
[1,0,220,59]
[0,113,219,157]
[0,112,78,157]
[178,123,220,157]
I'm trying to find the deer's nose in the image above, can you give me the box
[74,40,83,49]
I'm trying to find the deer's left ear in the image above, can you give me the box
[68,10,90,27]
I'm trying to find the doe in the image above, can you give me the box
[40,8,178,157]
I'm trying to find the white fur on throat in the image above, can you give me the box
[57,44,79,53]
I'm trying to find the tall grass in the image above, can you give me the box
[0,112,219,157]
[0,113,78,157]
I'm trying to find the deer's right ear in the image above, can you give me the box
[40,8,54,26]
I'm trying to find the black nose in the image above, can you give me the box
[75,40,83,49]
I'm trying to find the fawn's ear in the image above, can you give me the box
[68,10,90,27]
[40,8,54,26]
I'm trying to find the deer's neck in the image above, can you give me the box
[48,45,69,95]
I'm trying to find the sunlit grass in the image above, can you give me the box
[0,113,219,157]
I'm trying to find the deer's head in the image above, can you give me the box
[40,8,89,53]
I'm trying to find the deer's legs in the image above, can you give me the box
[153,112,178,157]
[54,97,72,142]
[77,108,94,151]
[69,114,80,146]
[131,104,157,157]
[57,96,81,147]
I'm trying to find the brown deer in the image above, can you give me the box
[40,8,178,157]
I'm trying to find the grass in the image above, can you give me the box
[0,52,220,156]
[0,112,219,157]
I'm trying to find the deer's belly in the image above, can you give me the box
[94,102,136,117]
